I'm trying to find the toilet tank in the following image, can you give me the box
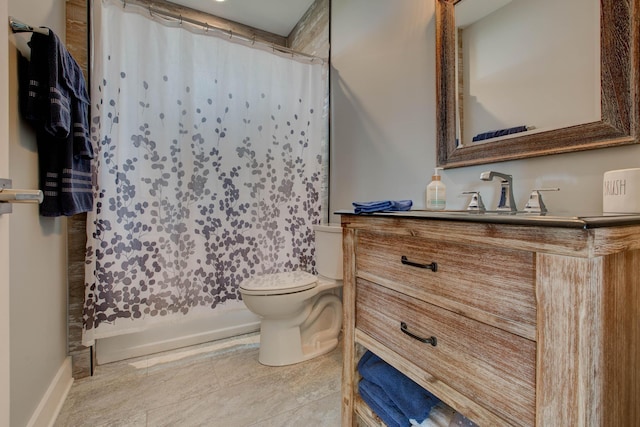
[313,224,343,280]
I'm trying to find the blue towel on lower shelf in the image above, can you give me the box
[358,351,440,426]
[359,379,406,427]
[353,200,412,214]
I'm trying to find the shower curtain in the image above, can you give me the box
[83,0,327,345]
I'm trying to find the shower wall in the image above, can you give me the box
[66,0,93,380]
[67,0,329,375]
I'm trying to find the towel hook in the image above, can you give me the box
[9,16,49,35]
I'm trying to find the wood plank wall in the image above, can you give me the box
[65,0,91,379]
[65,0,329,379]
[289,0,329,57]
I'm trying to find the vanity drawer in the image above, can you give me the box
[356,278,536,426]
[356,231,536,339]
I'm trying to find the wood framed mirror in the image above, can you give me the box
[436,0,639,168]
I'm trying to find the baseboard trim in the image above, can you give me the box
[26,356,73,427]
[96,309,260,364]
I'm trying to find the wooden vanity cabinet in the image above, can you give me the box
[340,214,640,426]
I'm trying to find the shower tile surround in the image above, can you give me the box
[66,0,91,379]
[54,334,342,426]
[65,0,330,378]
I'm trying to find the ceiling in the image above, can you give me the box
[455,0,512,28]
[166,0,316,37]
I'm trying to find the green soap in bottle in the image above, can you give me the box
[426,167,446,210]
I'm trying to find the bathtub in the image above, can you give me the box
[95,306,260,364]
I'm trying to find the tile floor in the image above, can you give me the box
[54,334,342,427]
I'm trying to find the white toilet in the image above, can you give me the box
[239,224,343,366]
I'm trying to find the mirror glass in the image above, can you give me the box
[455,0,600,147]
[436,0,639,168]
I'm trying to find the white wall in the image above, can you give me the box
[1,1,12,425]
[8,0,69,426]
[330,0,640,219]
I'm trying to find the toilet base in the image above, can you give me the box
[257,292,342,366]
[258,326,339,367]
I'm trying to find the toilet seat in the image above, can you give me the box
[239,271,317,296]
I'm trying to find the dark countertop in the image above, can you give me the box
[336,209,640,229]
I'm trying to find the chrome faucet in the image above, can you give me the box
[480,171,516,212]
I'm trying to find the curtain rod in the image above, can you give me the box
[9,16,50,35]
[119,0,325,63]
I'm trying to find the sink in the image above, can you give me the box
[413,209,545,216]
[336,208,640,229]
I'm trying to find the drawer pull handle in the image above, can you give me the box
[400,322,437,346]
[401,256,438,272]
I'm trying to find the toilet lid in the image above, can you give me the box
[239,271,317,295]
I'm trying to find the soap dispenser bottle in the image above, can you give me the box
[426,167,446,210]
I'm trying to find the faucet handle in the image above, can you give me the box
[462,191,486,212]
[523,188,559,214]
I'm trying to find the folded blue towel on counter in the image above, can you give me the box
[358,351,440,426]
[353,200,412,214]
[472,125,528,142]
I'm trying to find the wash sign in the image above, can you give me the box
[603,169,640,213]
